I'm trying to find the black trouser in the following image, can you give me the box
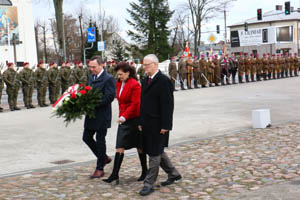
[83,128,107,170]
[232,69,237,83]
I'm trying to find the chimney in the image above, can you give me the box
[276,5,282,11]
[291,7,294,12]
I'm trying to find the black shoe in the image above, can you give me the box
[139,186,154,196]
[14,107,21,110]
[0,107,3,112]
[43,104,49,107]
[10,108,15,111]
[30,105,36,108]
[161,175,182,186]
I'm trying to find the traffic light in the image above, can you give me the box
[257,9,262,20]
[285,2,290,15]
[244,22,248,31]
[216,25,220,34]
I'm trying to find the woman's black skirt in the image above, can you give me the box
[116,117,142,150]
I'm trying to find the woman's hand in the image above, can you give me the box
[117,116,126,124]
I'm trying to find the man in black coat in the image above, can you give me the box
[83,56,116,178]
[138,54,182,196]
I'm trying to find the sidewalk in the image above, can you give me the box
[1,121,300,199]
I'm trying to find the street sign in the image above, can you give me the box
[208,34,216,43]
[87,27,96,43]
[97,41,105,51]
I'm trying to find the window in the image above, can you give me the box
[0,0,12,6]
[262,29,268,43]
[276,26,293,42]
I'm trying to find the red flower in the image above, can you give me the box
[71,93,77,99]
[85,86,91,91]
[80,90,87,95]
[80,84,85,87]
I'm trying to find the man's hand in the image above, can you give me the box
[117,116,126,124]
[160,129,168,134]
[138,125,142,132]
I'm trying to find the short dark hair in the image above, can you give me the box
[114,62,138,81]
[90,56,103,65]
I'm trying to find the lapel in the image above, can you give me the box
[144,71,161,93]
[93,70,106,83]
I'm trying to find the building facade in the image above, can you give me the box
[0,0,37,66]
[229,5,300,56]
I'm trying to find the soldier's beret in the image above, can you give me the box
[23,62,29,66]
[250,53,253,56]
[66,61,70,64]
[272,54,275,57]
[7,62,14,67]
[263,53,266,56]
[240,52,243,55]
[267,53,270,56]
[294,53,297,56]
[245,53,248,55]
[50,62,56,66]
[277,54,280,57]
[201,54,205,57]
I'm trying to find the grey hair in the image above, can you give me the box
[144,54,159,64]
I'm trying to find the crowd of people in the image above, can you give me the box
[168,52,300,91]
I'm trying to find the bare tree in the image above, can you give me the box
[186,0,236,57]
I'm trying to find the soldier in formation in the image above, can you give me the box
[35,61,48,107]
[0,68,3,112]
[178,57,187,90]
[168,57,178,91]
[48,62,59,104]
[19,62,35,109]
[3,63,21,111]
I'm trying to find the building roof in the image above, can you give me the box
[229,9,300,27]
[0,0,12,6]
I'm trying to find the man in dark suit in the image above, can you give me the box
[83,56,116,178]
[138,54,182,196]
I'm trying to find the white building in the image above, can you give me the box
[0,0,37,66]
[229,5,300,56]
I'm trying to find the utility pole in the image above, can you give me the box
[224,9,227,44]
[99,0,104,59]
[79,15,84,59]
[62,13,66,62]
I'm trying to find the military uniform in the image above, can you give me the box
[256,56,263,81]
[74,65,87,85]
[61,65,72,93]
[192,59,199,88]
[207,59,215,87]
[178,58,187,90]
[3,64,21,111]
[289,55,294,77]
[268,56,274,79]
[244,54,251,82]
[199,57,208,87]
[19,63,35,108]
[294,54,299,76]
[48,64,60,104]
[220,57,230,85]
[186,59,193,89]
[168,59,178,91]
[284,55,289,78]
[213,57,221,86]
[262,55,269,80]
[230,55,238,84]
[35,65,48,107]
[0,70,4,111]
[250,56,256,82]
[238,54,245,83]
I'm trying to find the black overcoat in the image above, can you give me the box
[84,70,116,130]
[140,71,174,156]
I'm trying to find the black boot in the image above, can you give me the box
[137,153,148,181]
[194,80,199,88]
[238,76,242,83]
[103,152,124,184]
[180,81,185,90]
[246,76,249,82]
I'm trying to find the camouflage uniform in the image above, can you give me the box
[74,66,87,85]
[220,57,230,85]
[35,67,48,107]
[262,56,269,80]
[61,66,72,94]
[0,70,4,111]
[3,67,21,110]
[256,57,263,81]
[284,56,289,78]
[289,56,294,77]
[168,60,178,91]
[199,58,207,87]
[186,59,193,89]
[213,57,221,86]
[48,66,59,104]
[178,59,187,90]
[238,55,245,83]
[244,55,251,82]
[192,59,199,88]
[19,67,35,108]
[207,60,215,87]
[250,57,256,82]
[294,55,299,76]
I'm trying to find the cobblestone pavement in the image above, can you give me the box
[1,122,300,200]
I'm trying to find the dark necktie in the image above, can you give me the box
[93,75,97,81]
[148,77,152,85]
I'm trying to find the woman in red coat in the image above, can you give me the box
[103,62,147,184]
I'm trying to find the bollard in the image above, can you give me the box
[252,109,271,129]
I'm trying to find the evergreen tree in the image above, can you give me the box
[127,0,174,61]
[111,40,128,62]
[85,21,101,60]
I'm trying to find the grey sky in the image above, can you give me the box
[32,0,300,43]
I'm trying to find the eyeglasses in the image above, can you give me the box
[143,62,154,66]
